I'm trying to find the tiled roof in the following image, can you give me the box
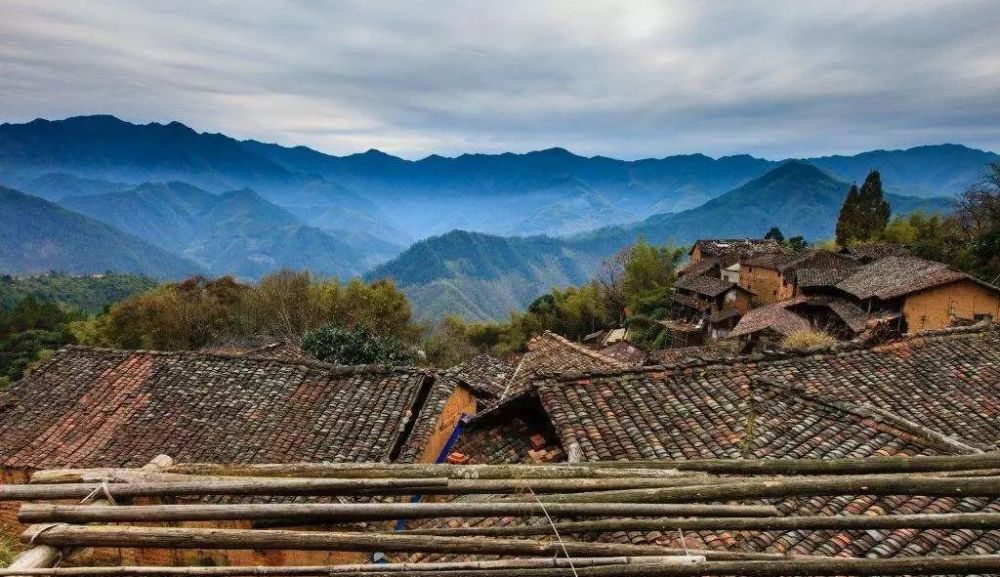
[835,256,990,301]
[690,239,783,258]
[647,344,738,366]
[841,242,909,262]
[537,372,947,461]
[729,303,811,338]
[444,354,516,399]
[670,291,712,311]
[493,331,626,405]
[795,267,855,288]
[200,340,310,362]
[674,274,744,297]
[825,298,869,333]
[745,250,857,274]
[0,346,434,468]
[677,257,720,278]
[598,341,648,366]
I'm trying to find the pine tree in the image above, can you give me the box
[835,184,861,245]
[857,170,891,239]
[836,171,892,245]
[764,227,785,243]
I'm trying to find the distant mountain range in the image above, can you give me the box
[61,182,371,278]
[0,115,995,319]
[0,184,202,277]
[369,162,954,320]
[570,161,954,257]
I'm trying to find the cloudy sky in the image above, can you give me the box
[2,1,999,159]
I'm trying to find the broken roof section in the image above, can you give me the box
[444,354,517,400]
[492,330,626,407]
[0,346,436,469]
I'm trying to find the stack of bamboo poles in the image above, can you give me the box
[2,453,999,576]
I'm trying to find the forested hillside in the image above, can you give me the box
[367,230,602,321]
[0,273,157,313]
[0,184,203,278]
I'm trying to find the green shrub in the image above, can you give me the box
[301,323,412,365]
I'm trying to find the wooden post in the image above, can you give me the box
[18,502,779,524]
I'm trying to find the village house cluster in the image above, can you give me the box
[655,238,1000,348]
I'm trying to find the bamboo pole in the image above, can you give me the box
[0,555,705,576]
[530,474,1000,503]
[153,454,1000,477]
[405,512,1000,536]
[18,502,778,524]
[585,453,1000,475]
[1,478,447,501]
[17,525,789,560]
[4,476,736,501]
[32,464,700,483]
[2,556,1000,577]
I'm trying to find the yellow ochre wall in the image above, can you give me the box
[414,384,477,465]
[740,265,792,304]
[902,279,1000,332]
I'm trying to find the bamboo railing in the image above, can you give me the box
[4,454,999,576]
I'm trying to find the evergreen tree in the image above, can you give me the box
[835,184,861,245]
[857,170,891,239]
[835,171,891,245]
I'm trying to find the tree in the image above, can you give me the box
[857,170,891,239]
[836,171,891,244]
[835,184,861,245]
[301,323,412,365]
[785,236,808,252]
[764,227,785,243]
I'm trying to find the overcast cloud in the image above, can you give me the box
[1,1,999,159]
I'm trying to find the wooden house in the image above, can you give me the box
[740,250,859,305]
[835,256,1000,332]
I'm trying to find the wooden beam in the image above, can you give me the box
[17,525,790,560]
[405,512,1000,537]
[531,474,1000,503]
[19,502,778,524]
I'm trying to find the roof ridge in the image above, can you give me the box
[750,378,984,455]
[537,320,997,381]
[52,344,430,375]
[535,330,628,368]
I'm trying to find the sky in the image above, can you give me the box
[2,1,999,160]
